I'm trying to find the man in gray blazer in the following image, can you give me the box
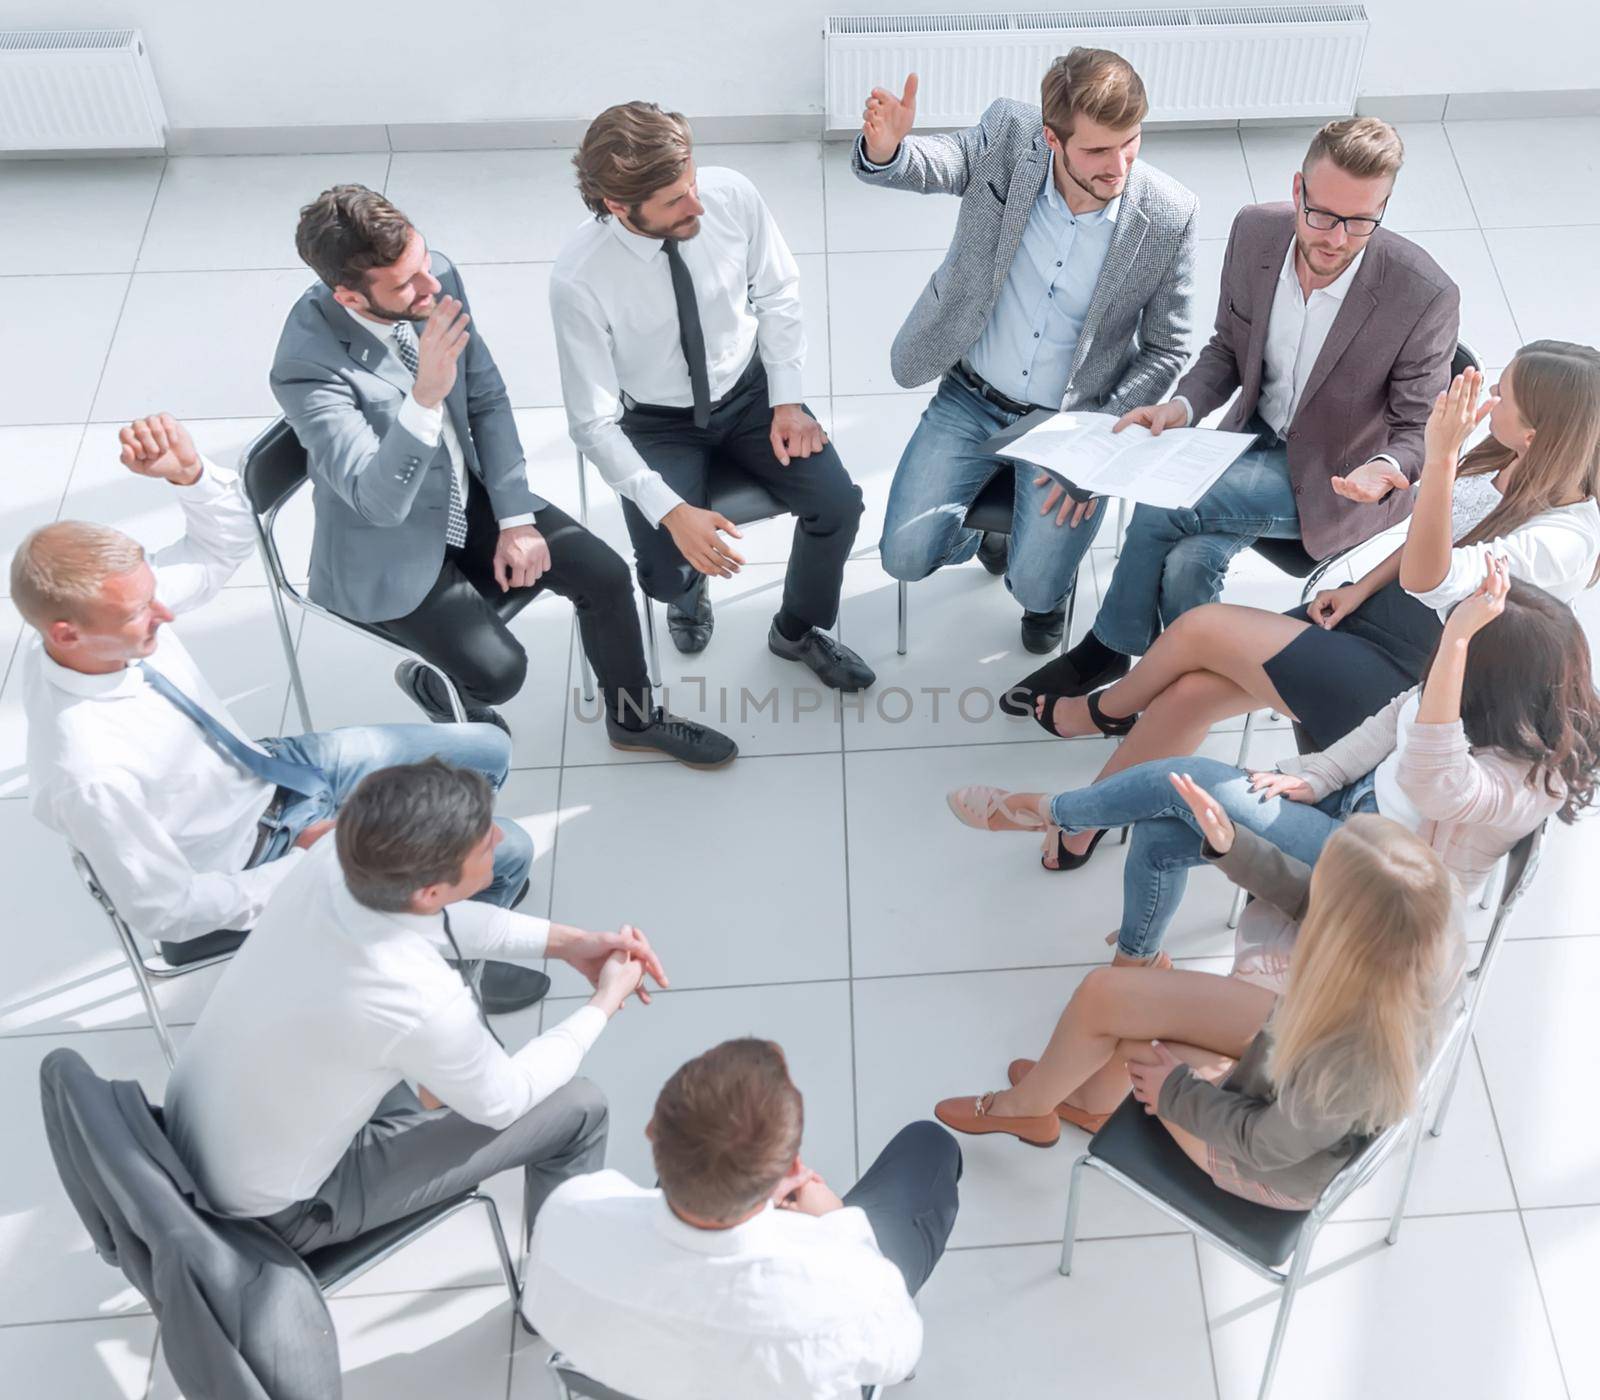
[270,185,735,766]
[855,49,1198,652]
[1023,117,1460,708]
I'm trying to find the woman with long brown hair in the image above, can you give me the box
[1023,342,1600,876]
[933,808,1462,1208]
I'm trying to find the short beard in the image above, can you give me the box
[1056,152,1124,205]
[626,204,701,242]
[1294,231,1360,280]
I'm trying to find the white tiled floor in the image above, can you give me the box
[0,118,1593,1399]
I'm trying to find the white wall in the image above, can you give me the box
[0,0,1594,129]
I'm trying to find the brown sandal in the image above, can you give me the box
[934,1091,1060,1147]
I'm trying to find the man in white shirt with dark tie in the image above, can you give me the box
[11,414,544,1010]
[165,758,665,1252]
[551,101,874,690]
[525,1037,962,1400]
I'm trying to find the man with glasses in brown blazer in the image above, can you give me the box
[1011,117,1460,707]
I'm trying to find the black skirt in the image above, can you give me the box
[1263,581,1444,751]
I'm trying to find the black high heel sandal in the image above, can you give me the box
[1041,822,1131,872]
[1033,689,1138,739]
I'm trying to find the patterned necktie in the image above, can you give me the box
[392,320,469,548]
[138,663,331,799]
[662,239,711,429]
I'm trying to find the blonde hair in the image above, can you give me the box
[1303,116,1405,182]
[1457,340,1600,583]
[1269,816,1458,1134]
[573,101,694,220]
[10,521,145,632]
[1040,47,1148,142]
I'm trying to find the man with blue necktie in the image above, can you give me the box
[12,413,549,1013]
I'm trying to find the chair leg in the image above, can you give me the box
[1386,1114,1428,1245]
[474,1192,520,1305]
[1061,576,1077,654]
[575,451,589,530]
[1430,1002,1482,1139]
[262,552,315,732]
[643,596,663,691]
[1114,498,1128,559]
[576,646,596,705]
[1256,1244,1311,1400]
[421,659,468,723]
[1235,709,1257,768]
[1058,1153,1089,1276]
[1227,883,1247,931]
[129,944,178,1070]
[896,579,908,657]
[1477,856,1502,911]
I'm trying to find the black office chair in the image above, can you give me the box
[242,419,593,730]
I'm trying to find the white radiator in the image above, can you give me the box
[0,29,168,152]
[824,6,1370,131]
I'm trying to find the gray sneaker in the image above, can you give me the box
[606,706,738,769]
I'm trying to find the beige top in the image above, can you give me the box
[1276,689,1562,894]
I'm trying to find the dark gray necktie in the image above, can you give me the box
[662,239,711,429]
[392,320,469,547]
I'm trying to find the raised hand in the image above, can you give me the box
[119,413,202,486]
[1168,773,1235,854]
[1423,366,1496,468]
[1442,551,1511,641]
[862,73,918,166]
[412,295,471,408]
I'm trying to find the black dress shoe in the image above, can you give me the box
[667,577,714,655]
[478,961,552,1015]
[767,622,876,692]
[394,660,510,735]
[977,531,1010,576]
[998,649,1132,716]
[606,706,738,768]
[1020,607,1067,655]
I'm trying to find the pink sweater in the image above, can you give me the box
[1277,689,1563,892]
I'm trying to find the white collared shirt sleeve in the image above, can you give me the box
[1409,511,1600,611]
[549,273,684,528]
[58,775,305,944]
[821,1207,925,1385]
[390,995,607,1128]
[738,178,806,407]
[147,458,258,618]
[431,898,550,962]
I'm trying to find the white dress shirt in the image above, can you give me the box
[22,460,304,944]
[549,166,807,527]
[165,840,606,1218]
[1178,244,1399,474]
[342,305,534,530]
[1408,471,1600,613]
[525,1170,922,1400]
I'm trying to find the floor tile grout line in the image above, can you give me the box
[1190,1232,1225,1400]
[1471,1033,1574,1398]
[1439,124,1529,351]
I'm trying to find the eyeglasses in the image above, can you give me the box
[1298,188,1386,237]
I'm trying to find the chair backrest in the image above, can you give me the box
[1467,820,1546,998]
[1451,339,1484,381]
[241,418,311,520]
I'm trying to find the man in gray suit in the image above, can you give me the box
[855,49,1198,653]
[271,185,736,767]
[1022,116,1460,710]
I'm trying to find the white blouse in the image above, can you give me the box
[1408,473,1600,613]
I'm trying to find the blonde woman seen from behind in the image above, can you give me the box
[935,809,1462,1209]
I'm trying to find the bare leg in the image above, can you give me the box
[1068,1036,1234,1117]
[990,966,1275,1119]
[1040,603,1310,739]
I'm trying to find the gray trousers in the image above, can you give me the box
[843,1120,963,1297]
[260,1078,609,1255]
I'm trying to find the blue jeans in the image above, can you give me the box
[1047,755,1379,959]
[880,373,1104,615]
[256,723,534,909]
[1092,422,1300,655]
